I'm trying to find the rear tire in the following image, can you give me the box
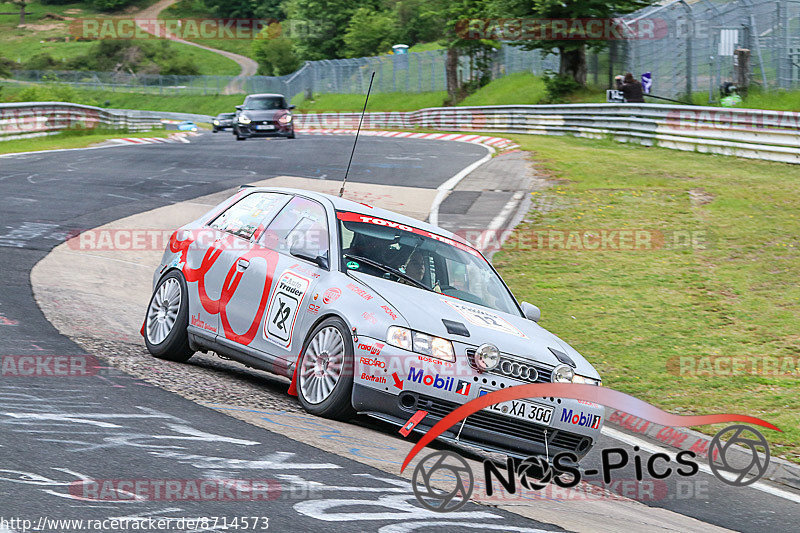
[297,317,355,420]
[144,271,194,363]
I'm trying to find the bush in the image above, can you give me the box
[0,56,15,78]
[252,24,301,76]
[12,84,99,106]
[91,0,138,11]
[160,56,201,76]
[541,71,582,104]
[64,40,200,75]
[24,53,61,71]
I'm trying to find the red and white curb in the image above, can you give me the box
[295,128,520,152]
[102,131,200,146]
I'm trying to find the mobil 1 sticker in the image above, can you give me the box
[264,270,311,348]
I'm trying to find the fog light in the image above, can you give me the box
[473,343,500,371]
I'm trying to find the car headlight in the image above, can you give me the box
[386,326,454,362]
[572,374,602,386]
[473,343,500,371]
[552,364,575,383]
[213,120,219,125]
[387,326,411,351]
[278,114,292,125]
[238,114,251,124]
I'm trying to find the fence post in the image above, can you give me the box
[683,1,693,98]
[418,55,422,92]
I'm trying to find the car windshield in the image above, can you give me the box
[243,97,287,110]
[337,211,521,316]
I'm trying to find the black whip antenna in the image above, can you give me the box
[339,71,375,197]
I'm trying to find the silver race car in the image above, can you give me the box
[144,187,604,460]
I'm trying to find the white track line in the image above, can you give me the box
[602,426,800,504]
[428,144,494,227]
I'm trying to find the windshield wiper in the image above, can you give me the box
[342,253,430,292]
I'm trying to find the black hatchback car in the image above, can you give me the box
[212,112,236,132]
[233,93,295,140]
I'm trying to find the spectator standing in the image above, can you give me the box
[616,72,645,103]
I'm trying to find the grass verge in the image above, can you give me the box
[292,91,448,112]
[491,134,800,462]
[0,128,171,155]
[0,84,245,115]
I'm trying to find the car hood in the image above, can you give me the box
[240,110,287,121]
[349,272,600,378]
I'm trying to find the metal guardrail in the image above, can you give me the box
[295,104,800,164]
[4,101,798,164]
[0,102,164,141]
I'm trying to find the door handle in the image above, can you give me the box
[237,258,250,270]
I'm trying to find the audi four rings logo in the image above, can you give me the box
[500,360,538,381]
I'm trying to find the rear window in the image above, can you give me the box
[209,192,290,240]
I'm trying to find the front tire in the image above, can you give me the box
[144,271,194,363]
[297,317,355,420]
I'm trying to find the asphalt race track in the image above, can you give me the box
[0,133,798,532]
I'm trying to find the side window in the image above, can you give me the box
[260,196,329,261]
[209,192,289,240]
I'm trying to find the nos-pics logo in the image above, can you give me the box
[411,425,770,512]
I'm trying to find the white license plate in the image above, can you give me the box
[479,388,553,425]
[256,124,275,130]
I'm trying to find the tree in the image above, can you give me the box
[489,0,652,86]
[392,0,442,45]
[342,8,398,58]
[429,0,497,104]
[283,0,361,60]
[252,23,302,75]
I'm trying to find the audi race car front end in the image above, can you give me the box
[335,211,604,462]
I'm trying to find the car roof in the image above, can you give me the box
[241,186,471,245]
[244,94,286,99]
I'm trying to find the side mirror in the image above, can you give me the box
[235,105,243,110]
[288,104,296,110]
[290,242,328,270]
[521,301,540,322]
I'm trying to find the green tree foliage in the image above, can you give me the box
[488,0,653,85]
[343,7,398,58]
[393,0,442,45]
[252,23,302,75]
[283,0,360,60]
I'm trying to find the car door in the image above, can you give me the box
[248,195,331,362]
[198,191,291,345]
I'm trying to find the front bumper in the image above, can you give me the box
[351,338,604,461]
[236,121,292,137]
